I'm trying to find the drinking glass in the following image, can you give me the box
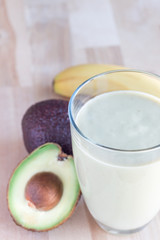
[68,70,160,234]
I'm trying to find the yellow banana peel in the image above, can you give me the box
[53,64,160,98]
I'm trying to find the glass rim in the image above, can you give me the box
[68,69,160,153]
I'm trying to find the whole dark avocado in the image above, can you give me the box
[22,99,72,155]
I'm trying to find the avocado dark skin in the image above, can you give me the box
[22,99,72,155]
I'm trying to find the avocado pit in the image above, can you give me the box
[25,172,63,211]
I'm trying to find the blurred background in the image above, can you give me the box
[1,0,160,88]
[1,0,160,239]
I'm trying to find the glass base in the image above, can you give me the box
[96,220,149,235]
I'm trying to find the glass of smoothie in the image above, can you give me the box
[68,70,160,235]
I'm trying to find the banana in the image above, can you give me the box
[53,64,160,98]
[53,64,124,98]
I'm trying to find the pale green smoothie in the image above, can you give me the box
[72,90,160,230]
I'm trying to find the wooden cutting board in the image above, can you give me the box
[1,0,160,239]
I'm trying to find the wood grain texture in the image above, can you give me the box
[1,0,160,239]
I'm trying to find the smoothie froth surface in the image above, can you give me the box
[76,91,160,151]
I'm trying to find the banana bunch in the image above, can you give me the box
[53,64,160,98]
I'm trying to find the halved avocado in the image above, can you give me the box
[7,143,80,231]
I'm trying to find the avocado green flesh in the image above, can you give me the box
[8,143,80,231]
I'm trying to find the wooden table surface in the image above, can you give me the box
[1,0,160,239]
